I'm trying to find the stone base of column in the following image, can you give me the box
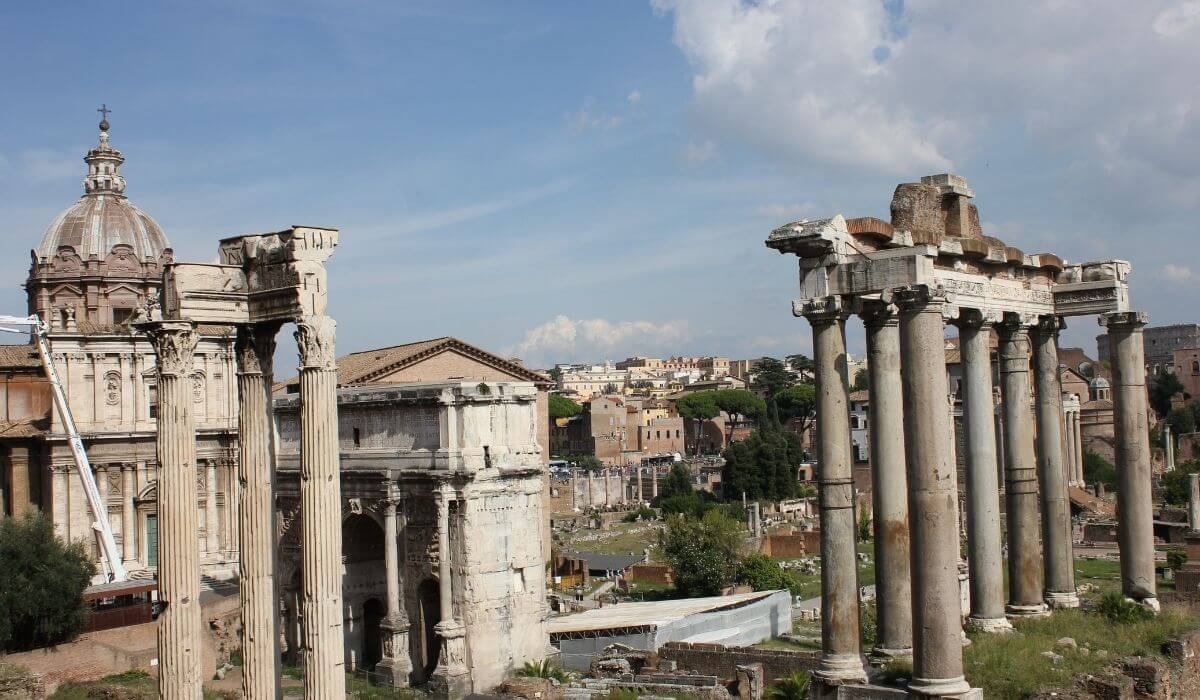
[1045,591,1081,609]
[965,615,1013,634]
[429,619,471,698]
[375,617,413,688]
[813,653,867,685]
[1005,602,1049,619]
[867,646,912,665]
[908,675,976,698]
[1129,596,1161,614]
[809,672,867,700]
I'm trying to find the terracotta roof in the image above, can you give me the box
[1082,399,1113,410]
[848,389,869,402]
[0,418,48,439]
[0,344,43,369]
[278,336,550,391]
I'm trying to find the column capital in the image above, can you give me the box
[996,312,1037,337]
[857,299,899,329]
[294,315,337,370]
[956,307,1002,330]
[1033,315,1065,335]
[236,323,281,377]
[142,321,197,376]
[1100,310,1148,330]
[794,295,849,325]
[893,284,952,315]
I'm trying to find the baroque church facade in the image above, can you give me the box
[0,118,239,577]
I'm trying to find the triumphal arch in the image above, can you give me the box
[137,226,344,699]
[767,174,1152,698]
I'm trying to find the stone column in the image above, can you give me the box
[1165,424,1176,471]
[958,311,1011,633]
[1189,474,1200,531]
[896,287,971,697]
[637,467,644,502]
[1102,312,1158,610]
[7,445,33,518]
[122,464,137,564]
[97,465,110,529]
[1032,317,1078,609]
[997,316,1047,618]
[376,498,412,687]
[1074,412,1085,484]
[145,321,203,698]
[588,470,596,508]
[861,301,912,659]
[205,461,220,556]
[1062,403,1076,485]
[801,296,866,686]
[235,323,281,700]
[53,466,69,538]
[431,484,470,696]
[651,467,658,498]
[294,315,347,696]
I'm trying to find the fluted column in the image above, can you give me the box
[1073,411,1084,484]
[1165,424,1176,471]
[1189,474,1200,531]
[376,497,413,687]
[861,301,912,660]
[205,461,219,556]
[1103,311,1158,611]
[997,316,1047,618]
[1032,316,1078,609]
[958,311,1011,633]
[295,315,347,697]
[895,287,970,697]
[637,467,644,502]
[431,484,471,696]
[236,323,281,700]
[122,464,137,564]
[97,465,110,530]
[146,321,203,698]
[801,296,866,686]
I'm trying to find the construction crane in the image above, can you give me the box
[0,314,127,582]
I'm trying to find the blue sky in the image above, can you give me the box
[3,1,1199,369]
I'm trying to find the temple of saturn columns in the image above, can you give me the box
[137,226,346,699]
[767,174,1155,698]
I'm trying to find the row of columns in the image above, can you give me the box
[805,290,1158,697]
[1062,399,1084,486]
[147,315,349,699]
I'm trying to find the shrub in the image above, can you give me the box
[515,659,569,682]
[1094,591,1154,624]
[1167,549,1188,571]
[0,513,95,651]
[660,510,742,597]
[622,506,657,523]
[736,553,802,596]
[766,671,810,700]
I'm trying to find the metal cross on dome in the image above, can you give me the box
[97,104,111,120]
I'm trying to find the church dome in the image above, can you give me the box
[34,116,170,264]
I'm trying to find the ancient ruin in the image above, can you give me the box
[137,226,343,698]
[767,174,1153,698]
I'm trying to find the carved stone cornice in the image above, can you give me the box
[236,323,281,376]
[294,315,336,371]
[856,299,899,330]
[893,284,953,317]
[142,321,197,376]
[1099,311,1147,330]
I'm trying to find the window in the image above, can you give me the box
[148,385,157,419]
[352,428,361,447]
[112,307,134,325]
[1193,360,1199,374]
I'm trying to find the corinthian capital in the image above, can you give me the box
[143,321,197,376]
[295,315,337,370]
[236,323,281,376]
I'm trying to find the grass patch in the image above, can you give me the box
[964,604,1199,698]
[50,669,158,699]
[755,637,819,652]
[345,673,423,698]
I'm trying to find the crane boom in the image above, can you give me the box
[0,314,127,582]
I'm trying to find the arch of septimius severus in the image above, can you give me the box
[768,174,1153,699]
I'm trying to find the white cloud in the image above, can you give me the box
[511,315,691,365]
[569,98,630,133]
[1162,263,1194,282]
[1154,2,1200,37]
[653,0,1200,199]
[357,179,573,239]
[682,139,717,165]
[627,90,643,104]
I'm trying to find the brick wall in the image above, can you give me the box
[659,642,819,683]
[629,563,673,584]
[760,532,820,558]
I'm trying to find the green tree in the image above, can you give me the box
[1083,450,1117,493]
[659,510,743,597]
[857,507,872,542]
[549,393,581,420]
[0,513,95,651]
[603,382,620,395]
[571,455,604,472]
[1161,459,1200,506]
[735,552,801,595]
[547,366,563,383]
[774,383,817,436]
[784,354,814,376]
[1149,370,1185,419]
[851,367,870,391]
[659,462,694,500]
[721,427,804,501]
[675,391,720,455]
[1167,405,1198,439]
[751,357,797,398]
[712,389,768,437]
